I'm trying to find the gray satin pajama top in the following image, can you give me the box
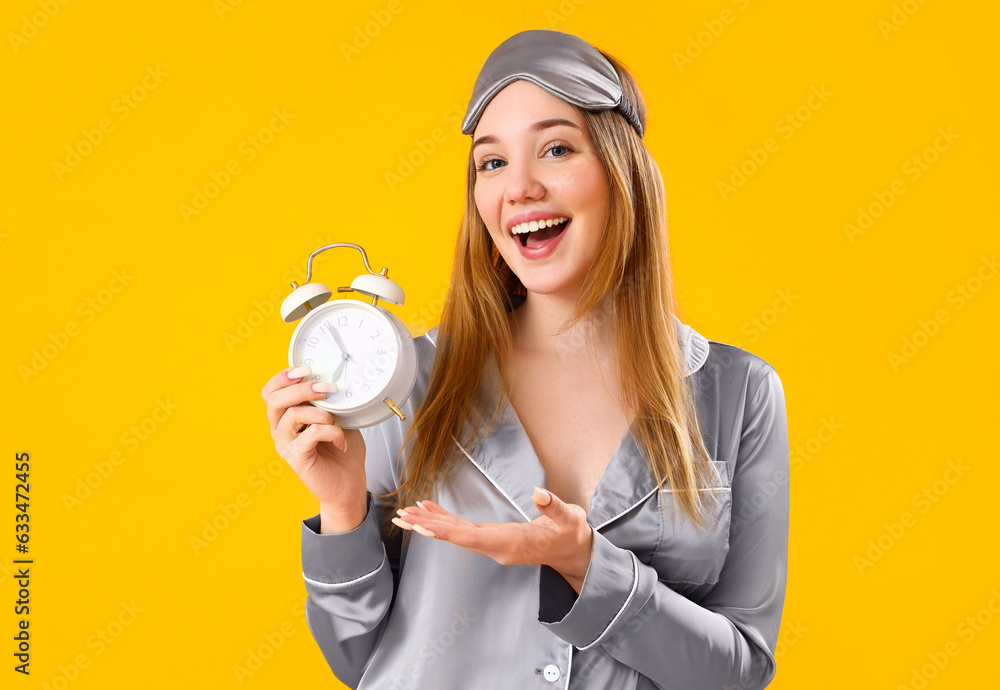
[300,316,790,690]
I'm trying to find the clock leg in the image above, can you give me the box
[383,398,405,421]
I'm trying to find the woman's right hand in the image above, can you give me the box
[262,366,368,532]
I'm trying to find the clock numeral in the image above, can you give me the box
[362,381,371,392]
[337,315,348,327]
[307,336,320,347]
[369,330,381,340]
[376,348,387,355]
[345,388,352,398]
[304,358,314,365]
[358,317,365,328]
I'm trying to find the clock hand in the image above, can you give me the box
[324,322,344,358]
[330,352,349,384]
[327,322,351,359]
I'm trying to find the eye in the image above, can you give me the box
[477,157,504,172]
[474,141,576,173]
[545,142,574,157]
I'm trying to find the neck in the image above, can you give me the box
[511,288,616,360]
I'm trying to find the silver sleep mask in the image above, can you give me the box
[461,29,644,139]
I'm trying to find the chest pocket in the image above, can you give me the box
[650,460,732,590]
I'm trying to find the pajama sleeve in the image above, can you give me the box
[299,422,402,689]
[539,366,789,690]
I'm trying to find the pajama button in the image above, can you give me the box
[543,664,561,682]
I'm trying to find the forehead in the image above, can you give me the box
[473,79,585,135]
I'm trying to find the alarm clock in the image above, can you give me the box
[279,242,417,429]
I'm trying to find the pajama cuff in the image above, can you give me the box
[538,528,641,649]
[301,494,386,586]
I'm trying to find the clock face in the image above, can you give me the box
[290,302,399,410]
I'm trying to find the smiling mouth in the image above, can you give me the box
[517,219,570,248]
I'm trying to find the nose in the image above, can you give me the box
[503,157,546,205]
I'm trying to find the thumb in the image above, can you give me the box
[531,486,575,524]
[531,486,552,506]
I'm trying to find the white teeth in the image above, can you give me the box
[510,216,569,235]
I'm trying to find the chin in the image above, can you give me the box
[516,275,583,298]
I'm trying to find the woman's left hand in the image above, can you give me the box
[392,487,594,593]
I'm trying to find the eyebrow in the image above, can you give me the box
[471,118,581,152]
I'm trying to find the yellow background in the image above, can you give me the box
[2,0,997,688]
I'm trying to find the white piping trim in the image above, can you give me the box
[592,484,659,532]
[592,461,730,531]
[563,640,573,689]
[451,435,532,523]
[576,551,641,651]
[673,316,709,377]
[301,545,387,590]
[429,324,721,531]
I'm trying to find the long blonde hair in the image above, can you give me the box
[385,49,717,529]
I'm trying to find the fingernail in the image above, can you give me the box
[288,366,311,380]
[396,508,410,517]
[391,517,412,530]
[415,501,425,510]
[531,486,552,506]
[411,524,436,539]
[312,382,338,393]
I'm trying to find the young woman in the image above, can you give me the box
[262,29,789,690]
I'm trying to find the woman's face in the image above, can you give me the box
[472,79,610,299]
